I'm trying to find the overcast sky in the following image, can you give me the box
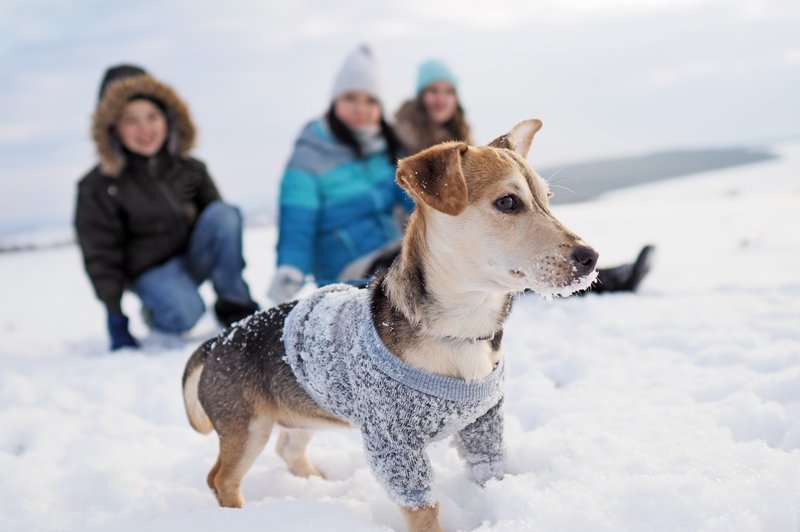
[1,0,798,232]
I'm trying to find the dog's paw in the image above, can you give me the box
[470,461,505,486]
[288,460,326,479]
[214,488,245,508]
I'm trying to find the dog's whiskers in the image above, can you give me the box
[545,163,574,184]
[543,165,578,199]
[549,184,576,197]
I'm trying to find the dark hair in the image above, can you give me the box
[128,94,168,116]
[325,103,403,163]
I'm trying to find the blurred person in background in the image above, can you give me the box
[267,46,413,304]
[75,64,258,351]
[394,58,473,154]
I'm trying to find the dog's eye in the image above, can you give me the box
[494,195,521,213]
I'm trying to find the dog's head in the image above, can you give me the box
[396,119,598,297]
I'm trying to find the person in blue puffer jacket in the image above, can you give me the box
[268,46,413,303]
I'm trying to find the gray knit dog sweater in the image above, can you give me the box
[283,284,505,508]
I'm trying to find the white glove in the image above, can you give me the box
[267,265,305,304]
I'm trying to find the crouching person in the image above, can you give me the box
[74,64,259,351]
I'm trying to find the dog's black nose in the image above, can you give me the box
[571,245,599,275]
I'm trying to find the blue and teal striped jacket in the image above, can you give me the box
[276,119,413,285]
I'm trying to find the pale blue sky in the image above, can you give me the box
[1,0,798,232]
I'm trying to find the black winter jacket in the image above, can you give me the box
[74,151,220,313]
[75,71,219,314]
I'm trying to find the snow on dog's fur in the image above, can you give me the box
[182,119,598,532]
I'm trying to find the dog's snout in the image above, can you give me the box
[571,245,599,275]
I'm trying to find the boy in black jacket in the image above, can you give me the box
[75,65,258,350]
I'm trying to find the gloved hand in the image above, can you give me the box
[267,265,305,304]
[107,312,140,351]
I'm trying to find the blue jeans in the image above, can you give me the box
[133,201,253,333]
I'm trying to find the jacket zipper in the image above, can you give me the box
[149,158,188,242]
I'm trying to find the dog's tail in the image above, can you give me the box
[182,346,213,434]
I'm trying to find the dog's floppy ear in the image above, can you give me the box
[396,142,469,216]
[488,119,543,159]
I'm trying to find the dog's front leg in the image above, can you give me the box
[362,430,442,531]
[454,399,505,485]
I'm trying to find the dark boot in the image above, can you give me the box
[214,300,260,327]
[584,245,655,294]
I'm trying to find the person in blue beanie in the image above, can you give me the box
[395,58,655,294]
[394,59,473,155]
[267,46,413,304]
[74,65,259,351]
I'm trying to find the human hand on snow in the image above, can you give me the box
[267,265,305,304]
[107,313,139,351]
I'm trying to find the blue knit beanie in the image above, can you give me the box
[416,59,458,95]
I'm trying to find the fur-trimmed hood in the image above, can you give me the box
[92,74,196,177]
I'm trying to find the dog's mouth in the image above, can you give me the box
[508,261,598,299]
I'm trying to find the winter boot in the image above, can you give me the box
[587,245,655,294]
[214,299,260,327]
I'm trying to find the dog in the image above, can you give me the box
[182,119,598,532]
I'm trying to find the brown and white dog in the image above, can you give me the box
[182,119,598,532]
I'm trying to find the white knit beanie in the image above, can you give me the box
[331,45,382,102]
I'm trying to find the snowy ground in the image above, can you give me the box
[1,143,799,531]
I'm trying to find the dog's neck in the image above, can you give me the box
[373,215,515,380]
[389,272,512,342]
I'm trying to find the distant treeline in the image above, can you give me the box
[542,147,777,204]
[0,239,75,254]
